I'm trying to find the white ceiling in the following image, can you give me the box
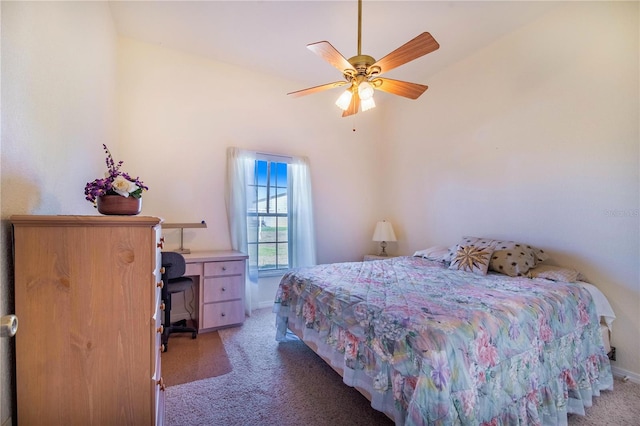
[109,1,561,92]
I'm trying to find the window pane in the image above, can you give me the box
[256,160,268,186]
[259,216,276,242]
[247,216,259,243]
[275,162,287,187]
[277,216,288,241]
[277,242,289,269]
[257,186,267,213]
[276,187,288,213]
[258,243,277,269]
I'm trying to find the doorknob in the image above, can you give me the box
[1,315,18,337]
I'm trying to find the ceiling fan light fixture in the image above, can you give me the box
[358,81,375,100]
[361,97,376,112]
[335,89,353,110]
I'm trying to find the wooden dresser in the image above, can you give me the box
[11,215,165,426]
[182,250,248,332]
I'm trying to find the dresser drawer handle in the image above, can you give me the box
[157,377,166,391]
[221,312,226,317]
[157,280,164,289]
[160,267,165,275]
[160,302,166,311]
[157,325,164,334]
[221,287,226,292]
[221,266,227,271]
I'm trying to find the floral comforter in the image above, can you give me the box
[274,256,613,425]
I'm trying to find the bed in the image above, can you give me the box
[274,238,614,425]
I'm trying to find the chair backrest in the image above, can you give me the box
[161,252,186,280]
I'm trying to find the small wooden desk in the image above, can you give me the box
[182,250,248,332]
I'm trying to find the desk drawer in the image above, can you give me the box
[185,262,202,276]
[202,300,244,329]
[204,260,244,277]
[203,276,243,303]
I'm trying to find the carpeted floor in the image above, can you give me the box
[162,330,232,387]
[165,308,640,425]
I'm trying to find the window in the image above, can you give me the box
[247,157,289,273]
[227,146,316,304]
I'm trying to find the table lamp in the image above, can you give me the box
[372,220,397,256]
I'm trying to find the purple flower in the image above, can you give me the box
[84,144,148,207]
[429,350,451,391]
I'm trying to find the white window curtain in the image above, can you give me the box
[226,147,317,316]
[288,156,317,268]
[225,147,258,316]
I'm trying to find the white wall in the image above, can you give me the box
[385,2,639,379]
[116,37,384,305]
[1,2,119,424]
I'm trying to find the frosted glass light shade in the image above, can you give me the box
[361,97,376,112]
[358,81,375,100]
[335,90,352,110]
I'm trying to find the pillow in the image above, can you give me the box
[444,237,496,262]
[445,236,548,277]
[491,240,549,264]
[448,245,494,275]
[489,247,535,277]
[527,264,580,282]
[413,246,449,262]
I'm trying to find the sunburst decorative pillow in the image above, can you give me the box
[448,245,494,275]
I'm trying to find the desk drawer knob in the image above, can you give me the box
[157,377,166,391]
[160,302,166,311]
[157,325,164,334]
[221,266,227,271]
[160,267,166,275]
[221,312,226,317]
[221,287,226,292]
[157,280,164,289]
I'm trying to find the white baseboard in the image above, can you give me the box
[611,365,640,384]
[257,301,275,310]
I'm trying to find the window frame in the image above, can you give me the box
[248,153,292,277]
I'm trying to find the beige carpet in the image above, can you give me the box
[165,308,640,425]
[162,330,232,386]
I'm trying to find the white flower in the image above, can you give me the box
[112,175,139,197]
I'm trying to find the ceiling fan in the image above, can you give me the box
[287,0,440,117]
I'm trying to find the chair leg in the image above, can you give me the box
[162,293,198,352]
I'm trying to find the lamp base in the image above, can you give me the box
[378,241,388,257]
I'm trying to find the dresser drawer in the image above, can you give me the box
[202,300,245,329]
[203,276,243,303]
[204,260,244,276]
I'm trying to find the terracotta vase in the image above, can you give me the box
[97,195,142,215]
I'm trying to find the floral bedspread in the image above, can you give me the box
[274,256,613,425]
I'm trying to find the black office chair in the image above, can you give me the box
[161,252,198,351]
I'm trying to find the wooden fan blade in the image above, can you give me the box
[371,32,439,76]
[307,41,356,75]
[287,81,349,98]
[342,91,360,117]
[372,78,428,99]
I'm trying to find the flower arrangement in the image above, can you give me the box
[84,144,148,207]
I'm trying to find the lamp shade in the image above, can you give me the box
[372,221,396,242]
[335,89,353,110]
